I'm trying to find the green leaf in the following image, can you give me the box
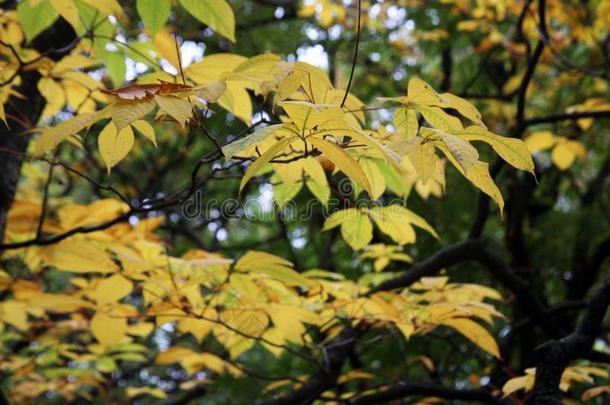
[17,0,59,42]
[273,179,302,208]
[341,211,373,250]
[137,0,171,36]
[179,0,236,42]
[100,49,126,87]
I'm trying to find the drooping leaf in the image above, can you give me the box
[441,317,500,359]
[239,137,297,193]
[308,137,371,195]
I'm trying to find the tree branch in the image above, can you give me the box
[529,276,610,404]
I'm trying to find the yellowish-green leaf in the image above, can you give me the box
[280,101,343,133]
[136,0,170,36]
[360,158,385,199]
[407,77,442,105]
[98,122,135,172]
[440,93,485,127]
[436,132,479,174]
[155,95,192,128]
[110,98,156,131]
[179,0,235,42]
[193,80,227,102]
[239,136,297,193]
[407,143,438,184]
[419,106,463,132]
[459,126,534,174]
[50,0,81,31]
[17,0,58,42]
[323,208,360,231]
[393,108,419,137]
[36,109,108,155]
[341,211,373,250]
[308,137,371,195]
[223,124,287,159]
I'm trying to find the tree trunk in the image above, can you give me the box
[0,10,76,241]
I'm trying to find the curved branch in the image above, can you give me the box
[347,381,509,405]
[529,277,610,404]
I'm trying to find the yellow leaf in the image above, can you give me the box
[280,101,343,133]
[91,311,128,347]
[28,293,93,312]
[152,27,181,69]
[254,265,313,286]
[234,251,292,271]
[393,108,419,137]
[0,301,28,330]
[441,317,500,358]
[98,121,135,172]
[218,82,253,123]
[388,136,422,156]
[38,77,65,118]
[459,126,534,173]
[308,137,371,195]
[155,95,192,128]
[551,141,577,170]
[407,143,438,184]
[131,120,156,146]
[126,387,167,399]
[46,239,118,273]
[80,0,124,17]
[407,77,442,105]
[0,102,7,128]
[440,93,485,127]
[502,375,532,397]
[465,162,504,215]
[240,136,297,192]
[341,210,373,250]
[419,106,464,132]
[50,0,80,31]
[360,158,385,199]
[229,273,261,301]
[525,131,556,152]
[193,80,227,102]
[94,274,133,306]
[436,132,479,174]
[110,98,156,131]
